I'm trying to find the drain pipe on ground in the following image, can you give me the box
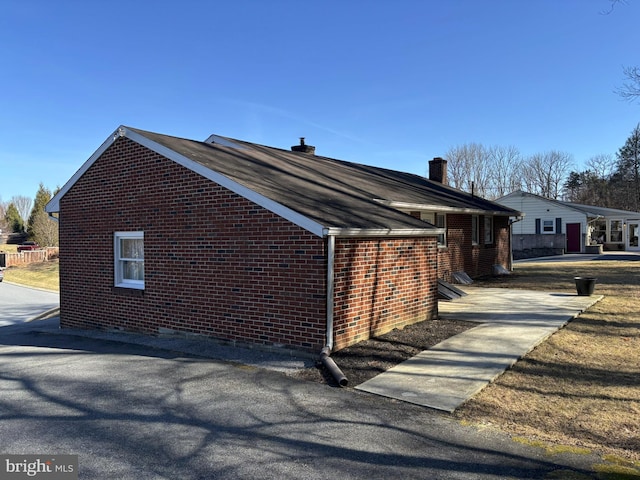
[319,234,348,387]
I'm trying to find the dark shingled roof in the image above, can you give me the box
[128,128,518,233]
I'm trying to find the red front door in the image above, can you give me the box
[566,223,581,253]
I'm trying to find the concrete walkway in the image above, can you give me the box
[355,288,602,412]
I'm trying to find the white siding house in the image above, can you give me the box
[497,191,640,255]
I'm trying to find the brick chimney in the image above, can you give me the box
[291,137,315,155]
[429,157,448,185]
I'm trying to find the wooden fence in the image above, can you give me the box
[0,247,59,268]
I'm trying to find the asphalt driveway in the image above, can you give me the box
[0,318,608,479]
[0,282,59,326]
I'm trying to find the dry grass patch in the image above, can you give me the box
[0,243,19,253]
[3,258,59,291]
[455,260,640,463]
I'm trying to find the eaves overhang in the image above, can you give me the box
[45,126,461,240]
[323,227,445,237]
[46,129,120,214]
[45,126,328,237]
[375,200,522,217]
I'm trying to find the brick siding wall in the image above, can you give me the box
[59,138,328,352]
[438,214,511,281]
[332,236,439,350]
[58,137,445,353]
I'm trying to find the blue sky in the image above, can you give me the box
[1,0,638,202]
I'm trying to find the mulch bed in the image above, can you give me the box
[290,318,477,387]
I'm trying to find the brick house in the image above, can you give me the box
[46,126,519,355]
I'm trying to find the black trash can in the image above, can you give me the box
[574,277,596,296]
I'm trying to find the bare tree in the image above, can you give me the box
[445,144,576,200]
[522,151,574,199]
[586,153,616,178]
[583,154,617,206]
[487,145,523,199]
[443,143,492,197]
[444,144,474,191]
[469,144,492,198]
[11,195,33,225]
[601,1,639,103]
[601,0,627,15]
[616,65,640,103]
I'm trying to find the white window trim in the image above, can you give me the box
[436,213,446,247]
[471,215,479,245]
[542,219,555,234]
[484,216,494,245]
[114,231,145,289]
[419,212,447,247]
[609,219,624,243]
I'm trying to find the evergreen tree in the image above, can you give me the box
[27,183,52,240]
[30,209,58,247]
[0,201,8,233]
[562,170,610,206]
[615,123,640,211]
[5,203,24,233]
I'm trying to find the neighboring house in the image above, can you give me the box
[46,126,519,354]
[497,190,640,256]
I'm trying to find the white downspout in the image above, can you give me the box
[326,234,335,350]
[319,233,348,386]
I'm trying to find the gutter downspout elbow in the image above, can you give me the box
[320,234,348,387]
[320,346,348,387]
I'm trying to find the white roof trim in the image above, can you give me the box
[126,128,328,236]
[506,191,602,217]
[46,126,327,237]
[499,191,636,218]
[203,134,247,149]
[374,199,519,216]
[46,127,126,213]
[324,227,445,237]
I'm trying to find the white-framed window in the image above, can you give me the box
[610,220,623,243]
[591,219,606,244]
[484,216,493,244]
[471,215,479,245]
[542,219,555,233]
[435,213,446,246]
[420,212,446,246]
[114,231,145,289]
